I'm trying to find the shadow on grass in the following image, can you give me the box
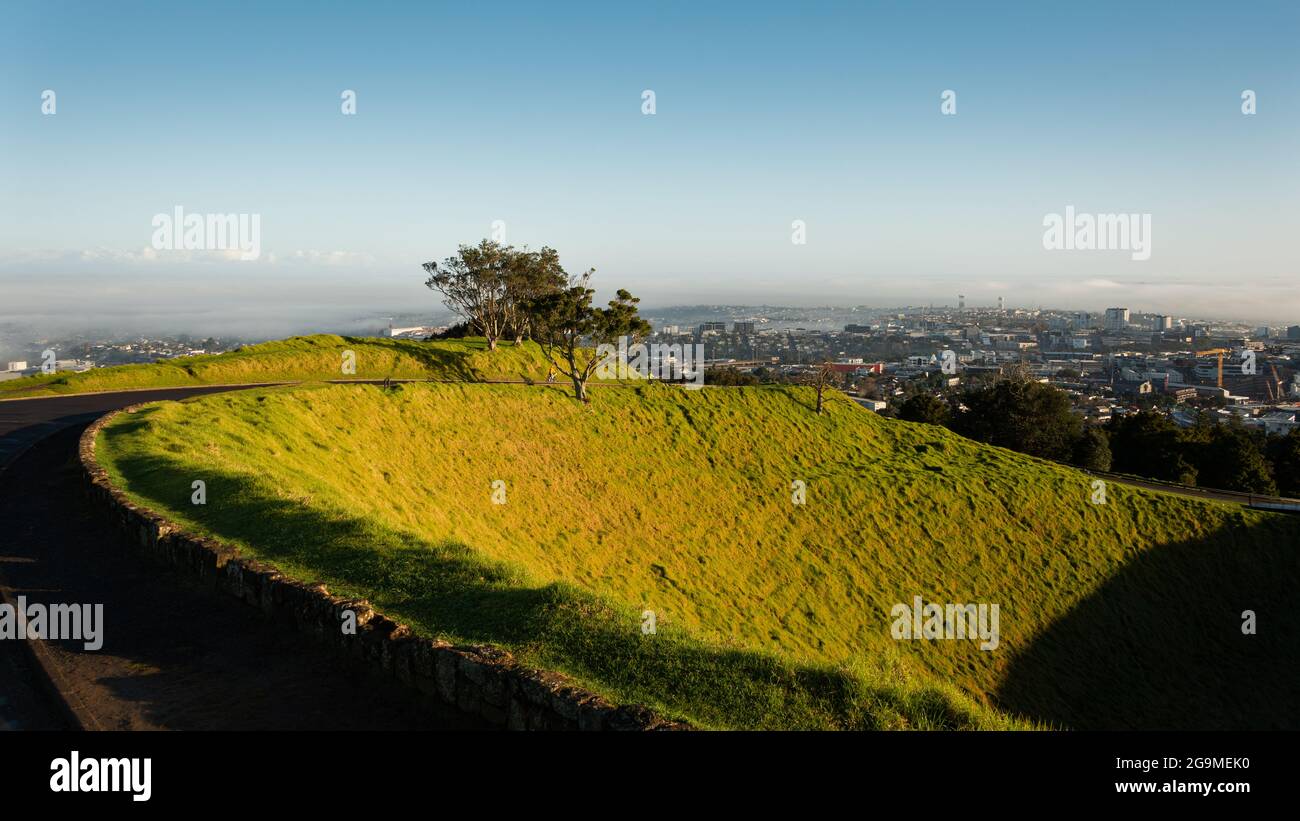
[343,336,487,383]
[996,512,1300,729]
[2,424,483,731]
[101,417,1011,730]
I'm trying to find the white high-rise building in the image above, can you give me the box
[1104,307,1130,331]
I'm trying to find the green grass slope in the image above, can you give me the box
[95,382,1300,729]
[0,335,553,398]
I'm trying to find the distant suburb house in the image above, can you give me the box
[1116,379,1154,399]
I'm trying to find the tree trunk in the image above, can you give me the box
[816,384,825,414]
[487,335,497,351]
[564,347,587,403]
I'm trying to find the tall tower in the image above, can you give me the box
[998,296,1005,315]
[958,294,965,312]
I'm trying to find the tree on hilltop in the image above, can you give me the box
[422,240,512,350]
[423,240,568,351]
[802,361,837,415]
[527,270,650,403]
[503,246,566,345]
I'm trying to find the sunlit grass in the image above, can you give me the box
[0,334,553,397]
[96,381,1300,729]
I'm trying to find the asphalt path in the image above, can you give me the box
[0,385,482,731]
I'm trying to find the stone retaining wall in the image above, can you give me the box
[79,406,687,731]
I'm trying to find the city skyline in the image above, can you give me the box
[0,295,1294,348]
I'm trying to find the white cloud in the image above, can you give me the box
[0,247,372,267]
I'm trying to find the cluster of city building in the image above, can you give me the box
[654,305,1300,435]
[6,307,1299,438]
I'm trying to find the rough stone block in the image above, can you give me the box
[75,407,687,733]
[507,697,528,731]
[434,649,458,704]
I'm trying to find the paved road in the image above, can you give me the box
[1081,469,1300,510]
[0,385,283,469]
[0,385,483,731]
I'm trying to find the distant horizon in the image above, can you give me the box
[1,295,1291,350]
[3,1,1297,334]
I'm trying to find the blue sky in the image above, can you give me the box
[2,0,1298,334]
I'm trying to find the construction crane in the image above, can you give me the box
[1194,347,1230,388]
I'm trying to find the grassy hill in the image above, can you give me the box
[0,335,554,398]
[95,381,1300,729]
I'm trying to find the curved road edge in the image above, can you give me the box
[1,383,483,731]
[0,385,284,731]
[77,403,686,731]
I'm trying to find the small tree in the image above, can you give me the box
[527,271,650,403]
[803,361,837,415]
[422,240,512,350]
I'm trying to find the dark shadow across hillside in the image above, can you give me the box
[343,335,486,383]
[996,513,1300,729]
[100,414,1005,729]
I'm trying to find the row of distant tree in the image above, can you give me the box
[897,377,1299,497]
[422,240,649,402]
